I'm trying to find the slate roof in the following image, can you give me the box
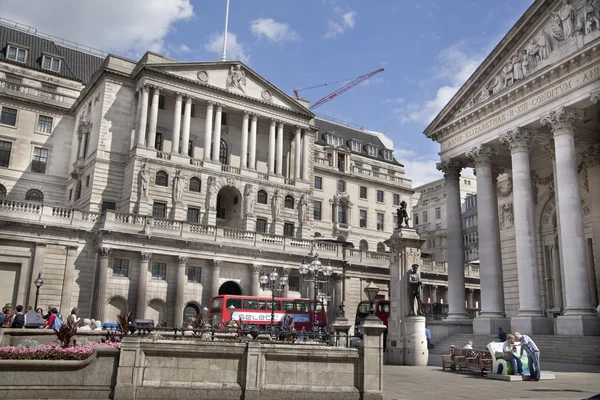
[0,23,105,84]
[314,117,402,166]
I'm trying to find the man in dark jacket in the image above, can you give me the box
[11,305,27,328]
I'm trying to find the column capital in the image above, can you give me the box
[466,144,497,167]
[212,259,222,270]
[214,102,223,109]
[140,251,152,262]
[250,263,262,273]
[149,85,161,94]
[99,247,112,258]
[540,107,585,137]
[140,84,150,93]
[277,121,284,128]
[581,143,600,168]
[177,256,189,266]
[436,159,464,180]
[251,114,258,121]
[432,284,438,290]
[499,127,534,153]
[174,92,184,100]
[206,100,214,107]
[270,118,277,126]
[491,166,505,181]
[591,90,600,104]
[243,110,250,117]
[183,95,193,103]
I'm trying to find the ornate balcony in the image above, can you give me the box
[0,78,77,107]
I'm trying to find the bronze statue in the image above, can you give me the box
[397,201,410,229]
[408,264,423,316]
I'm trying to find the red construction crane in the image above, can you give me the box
[293,68,385,110]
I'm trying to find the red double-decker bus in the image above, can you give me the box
[208,295,327,331]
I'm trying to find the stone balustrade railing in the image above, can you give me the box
[348,165,411,186]
[0,79,74,105]
[0,200,101,227]
[420,258,480,277]
[221,165,241,175]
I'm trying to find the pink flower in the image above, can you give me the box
[0,341,121,360]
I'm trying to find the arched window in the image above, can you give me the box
[183,304,200,324]
[359,240,368,251]
[257,190,268,204]
[189,177,201,193]
[25,189,43,202]
[284,195,294,209]
[155,170,168,187]
[0,184,6,197]
[337,200,347,224]
[377,242,386,253]
[337,180,346,193]
[219,139,228,165]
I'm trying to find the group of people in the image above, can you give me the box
[1,304,104,331]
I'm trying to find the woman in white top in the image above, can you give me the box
[502,333,522,375]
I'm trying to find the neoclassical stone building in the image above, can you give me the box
[426,0,600,335]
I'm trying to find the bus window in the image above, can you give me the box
[210,298,222,313]
[244,299,258,310]
[258,300,268,310]
[295,302,309,312]
[268,300,281,311]
[226,298,243,309]
[309,302,323,312]
[378,302,390,314]
[282,301,294,311]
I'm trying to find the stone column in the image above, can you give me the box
[276,122,284,176]
[430,285,437,304]
[436,159,468,321]
[28,244,46,308]
[500,128,550,334]
[308,280,315,300]
[550,244,563,310]
[250,264,261,296]
[240,111,249,169]
[334,273,343,316]
[302,130,310,181]
[203,101,214,161]
[541,108,599,335]
[147,86,160,149]
[136,252,151,319]
[93,247,112,321]
[282,267,290,298]
[181,96,192,156]
[582,142,600,307]
[136,86,149,147]
[294,126,302,180]
[174,256,188,328]
[467,144,509,333]
[212,104,223,163]
[249,114,258,170]
[60,246,78,315]
[171,93,183,155]
[467,289,474,308]
[268,119,276,174]
[211,260,222,298]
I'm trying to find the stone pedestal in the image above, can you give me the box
[206,209,216,226]
[384,228,428,366]
[331,314,352,347]
[358,315,386,400]
[173,202,185,221]
[244,215,256,232]
[510,316,553,335]
[273,218,283,236]
[298,224,311,239]
[555,315,600,336]
[135,197,149,215]
[473,317,510,335]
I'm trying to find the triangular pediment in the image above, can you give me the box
[425,0,599,137]
[143,60,312,116]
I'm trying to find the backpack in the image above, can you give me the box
[52,314,63,330]
[12,313,25,329]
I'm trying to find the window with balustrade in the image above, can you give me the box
[155,170,168,187]
[256,218,267,233]
[0,184,6,197]
[75,181,82,200]
[313,200,321,220]
[285,195,294,209]
[155,132,163,151]
[377,242,386,253]
[189,177,201,193]
[187,207,200,223]
[359,239,368,251]
[25,189,43,202]
[102,201,116,212]
[283,222,295,237]
[359,209,367,228]
[376,213,384,231]
[257,190,268,204]
[0,140,12,168]
[152,202,167,218]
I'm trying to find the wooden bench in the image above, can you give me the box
[442,346,493,376]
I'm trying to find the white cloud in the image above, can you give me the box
[394,149,443,187]
[250,18,299,43]
[384,97,405,104]
[0,0,194,55]
[177,43,190,52]
[204,32,249,64]
[325,7,357,39]
[342,11,356,28]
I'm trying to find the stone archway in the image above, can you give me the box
[105,296,128,323]
[216,185,243,229]
[219,281,242,295]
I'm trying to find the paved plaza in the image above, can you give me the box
[383,363,600,400]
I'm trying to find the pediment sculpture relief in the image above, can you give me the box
[226,64,247,94]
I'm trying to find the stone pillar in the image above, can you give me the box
[294,126,302,180]
[93,247,112,321]
[430,285,437,304]
[541,108,599,335]
[203,101,214,161]
[28,244,46,308]
[136,252,151,319]
[249,114,258,170]
[136,86,149,147]
[467,289,474,308]
[583,142,600,308]
[282,267,290,298]
[147,86,160,150]
[308,280,315,300]
[181,96,192,156]
[211,260,222,298]
[467,144,509,333]
[212,104,223,163]
[500,128,551,334]
[268,119,276,174]
[171,93,183,155]
[60,246,78,315]
[550,244,563,310]
[276,122,284,176]
[436,159,468,321]
[334,273,343,316]
[174,256,188,328]
[358,315,386,400]
[250,264,261,296]
[302,130,310,181]
[240,111,249,169]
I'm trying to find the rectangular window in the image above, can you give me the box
[41,55,61,72]
[0,140,12,167]
[367,145,377,156]
[37,115,53,133]
[376,213,384,231]
[283,222,294,237]
[32,147,49,173]
[313,200,322,220]
[221,112,227,125]
[68,189,73,201]
[158,95,165,110]
[350,141,361,152]
[393,194,400,206]
[151,262,167,280]
[152,202,167,218]
[288,276,300,291]
[155,132,163,151]
[393,215,398,229]
[82,133,89,158]
[188,266,201,283]
[102,201,116,212]
[188,140,193,157]
[360,209,367,228]
[187,207,200,223]
[359,186,367,199]
[256,218,268,233]
[414,214,419,225]
[436,207,441,219]
[377,190,384,203]
[6,45,27,63]
[112,259,129,277]
[0,107,17,126]
[423,211,429,223]
[314,176,322,190]
[86,175,90,187]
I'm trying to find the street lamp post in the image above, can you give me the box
[364,281,380,316]
[299,254,333,332]
[34,273,44,311]
[259,268,288,333]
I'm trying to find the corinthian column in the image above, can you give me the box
[467,144,508,333]
[136,86,149,146]
[174,256,188,327]
[60,246,78,316]
[249,114,258,170]
[240,111,249,169]
[181,96,192,156]
[148,86,160,149]
[436,159,467,320]
[171,93,183,155]
[276,122,284,175]
[302,130,310,181]
[212,104,223,163]
[250,264,261,296]
[268,120,276,174]
[582,142,600,308]
[136,252,152,319]
[294,126,302,180]
[94,247,112,321]
[211,260,222,298]
[203,101,214,161]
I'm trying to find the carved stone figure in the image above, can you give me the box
[408,264,423,316]
[138,163,149,199]
[512,55,524,81]
[226,65,246,93]
[244,184,254,217]
[520,50,530,76]
[397,201,410,229]
[502,60,514,88]
[583,0,600,35]
[537,33,550,60]
[272,189,281,220]
[206,176,217,211]
[173,169,184,203]
[557,0,575,38]
[501,203,514,229]
[526,39,541,67]
[299,194,308,223]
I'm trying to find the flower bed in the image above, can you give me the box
[0,341,121,360]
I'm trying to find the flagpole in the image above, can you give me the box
[221,0,230,62]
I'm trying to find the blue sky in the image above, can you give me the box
[0,0,531,185]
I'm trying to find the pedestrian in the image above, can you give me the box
[425,326,433,349]
[498,327,507,342]
[67,308,80,326]
[514,332,541,381]
[10,305,27,329]
[502,333,522,375]
[463,340,473,349]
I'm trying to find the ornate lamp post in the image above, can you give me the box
[299,254,333,332]
[34,273,44,311]
[364,281,380,316]
[227,304,236,327]
[259,268,288,332]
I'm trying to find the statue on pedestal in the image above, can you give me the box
[397,201,410,229]
[173,169,184,204]
[408,264,423,316]
[138,163,149,200]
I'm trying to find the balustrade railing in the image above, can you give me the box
[348,165,410,185]
[0,199,42,214]
[190,159,204,167]
[284,178,295,186]
[257,172,269,181]
[0,79,67,103]
[156,151,171,160]
[221,165,241,175]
